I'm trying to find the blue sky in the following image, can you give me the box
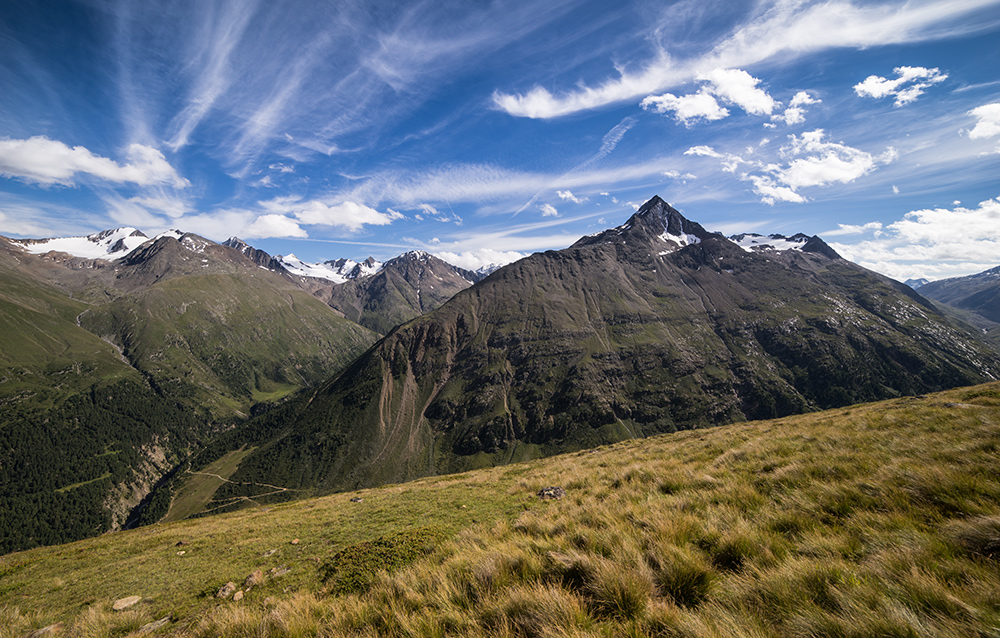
[1,0,999,280]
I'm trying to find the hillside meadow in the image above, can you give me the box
[2,381,999,637]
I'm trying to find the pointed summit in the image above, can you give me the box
[573,195,714,250]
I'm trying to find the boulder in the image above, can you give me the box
[216,582,237,599]
[233,590,244,602]
[537,486,566,500]
[244,569,264,589]
[112,596,141,611]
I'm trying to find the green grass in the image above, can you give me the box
[3,381,1000,637]
[162,447,257,523]
[54,473,112,494]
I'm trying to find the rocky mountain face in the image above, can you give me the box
[211,196,1000,496]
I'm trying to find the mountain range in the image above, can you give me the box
[3,195,1000,553]
[173,197,1000,508]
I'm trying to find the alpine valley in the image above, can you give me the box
[157,197,1000,513]
[2,196,999,555]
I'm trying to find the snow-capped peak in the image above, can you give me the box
[12,227,149,260]
[277,254,384,283]
[729,233,810,253]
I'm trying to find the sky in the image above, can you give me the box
[1,0,999,281]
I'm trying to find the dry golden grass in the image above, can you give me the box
[3,382,1000,637]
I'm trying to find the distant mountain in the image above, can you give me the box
[78,232,378,418]
[203,196,1000,498]
[905,278,930,289]
[308,251,485,334]
[919,265,1000,324]
[10,226,150,260]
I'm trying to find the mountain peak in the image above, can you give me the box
[572,195,713,251]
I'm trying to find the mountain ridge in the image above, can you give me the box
[193,196,1000,503]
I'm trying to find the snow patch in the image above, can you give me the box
[278,254,383,283]
[658,231,701,252]
[729,233,809,252]
[14,227,149,260]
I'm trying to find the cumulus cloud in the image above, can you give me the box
[494,0,990,119]
[641,91,729,125]
[772,91,821,125]
[538,203,559,217]
[259,197,404,231]
[556,190,586,204]
[854,66,948,106]
[245,214,308,238]
[700,68,777,115]
[0,136,189,188]
[684,129,896,204]
[777,130,893,190]
[830,197,1000,281]
[642,68,774,125]
[968,102,1000,140]
[432,248,526,271]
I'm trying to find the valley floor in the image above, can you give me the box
[2,382,1000,637]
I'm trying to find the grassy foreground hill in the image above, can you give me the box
[3,381,1000,637]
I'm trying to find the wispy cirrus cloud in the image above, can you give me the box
[494,0,999,119]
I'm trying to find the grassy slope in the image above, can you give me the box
[0,267,140,405]
[2,381,1000,637]
[79,273,377,419]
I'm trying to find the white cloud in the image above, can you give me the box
[494,0,994,119]
[662,170,696,181]
[685,130,895,204]
[128,194,191,218]
[824,221,883,236]
[0,136,189,188]
[260,197,403,231]
[772,91,820,125]
[556,190,586,204]
[746,175,806,204]
[699,68,777,116]
[641,90,729,125]
[0,209,53,236]
[853,66,947,106]
[417,203,462,224]
[777,130,887,189]
[968,102,1000,139]
[830,197,1000,280]
[245,214,308,238]
[642,68,775,125]
[432,248,526,271]
[539,203,559,217]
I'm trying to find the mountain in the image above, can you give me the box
[194,196,1000,501]
[77,233,378,419]
[0,231,378,553]
[905,277,930,289]
[10,226,150,261]
[307,251,484,334]
[919,265,1000,324]
[224,240,486,335]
